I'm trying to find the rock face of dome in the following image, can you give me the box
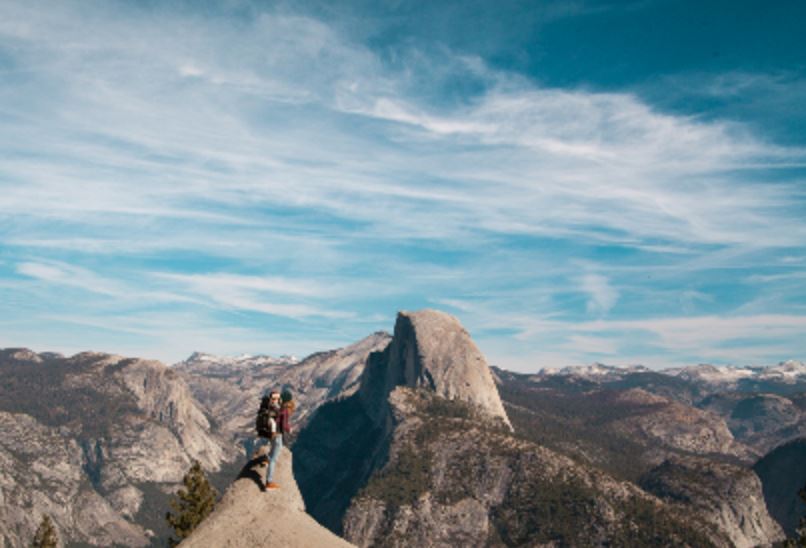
[359,309,511,428]
[294,309,515,533]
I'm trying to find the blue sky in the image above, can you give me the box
[1,0,805,371]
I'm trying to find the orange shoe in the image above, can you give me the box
[265,482,280,489]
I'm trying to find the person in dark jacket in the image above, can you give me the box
[265,390,295,489]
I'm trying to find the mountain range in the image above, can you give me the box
[0,349,232,547]
[0,310,804,546]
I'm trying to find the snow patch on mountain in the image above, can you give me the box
[535,362,650,380]
[665,361,806,385]
[535,360,806,386]
[178,351,299,373]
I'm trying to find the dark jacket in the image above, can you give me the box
[277,406,292,436]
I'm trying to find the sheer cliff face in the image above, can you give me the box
[359,310,511,428]
[641,456,784,548]
[754,438,806,537]
[0,349,233,547]
[296,309,513,533]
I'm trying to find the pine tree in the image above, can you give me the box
[785,484,806,547]
[165,460,218,547]
[31,514,58,548]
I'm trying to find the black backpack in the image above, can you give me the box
[255,396,274,438]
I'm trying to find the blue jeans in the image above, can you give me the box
[266,435,283,482]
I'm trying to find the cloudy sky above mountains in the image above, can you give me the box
[1,0,805,370]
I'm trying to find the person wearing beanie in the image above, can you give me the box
[264,389,295,489]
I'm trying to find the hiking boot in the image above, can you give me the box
[265,482,280,489]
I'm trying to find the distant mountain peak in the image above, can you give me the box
[360,309,511,428]
[534,360,806,387]
[0,348,43,363]
[765,360,806,377]
[538,362,650,380]
[178,351,300,371]
[664,361,806,385]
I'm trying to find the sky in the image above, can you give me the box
[1,0,805,371]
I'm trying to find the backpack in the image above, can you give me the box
[255,397,274,438]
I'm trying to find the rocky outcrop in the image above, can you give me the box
[0,349,234,546]
[495,370,757,485]
[506,361,805,460]
[343,388,721,547]
[611,389,753,461]
[754,438,806,537]
[0,411,152,547]
[359,310,510,428]
[179,447,354,548]
[699,392,806,455]
[641,455,785,547]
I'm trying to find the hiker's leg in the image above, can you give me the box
[267,435,284,482]
[253,437,269,460]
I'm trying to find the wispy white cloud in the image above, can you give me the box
[576,314,806,351]
[564,334,619,356]
[679,289,714,313]
[1,1,805,367]
[579,273,619,316]
[154,273,327,298]
[153,272,352,319]
[1,0,804,250]
[16,260,128,298]
[439,296,805,370]
[11,259,351,321]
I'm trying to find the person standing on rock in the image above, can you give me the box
[255,391,280,485]
[256,390,281,439]
[263,389,295,490]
